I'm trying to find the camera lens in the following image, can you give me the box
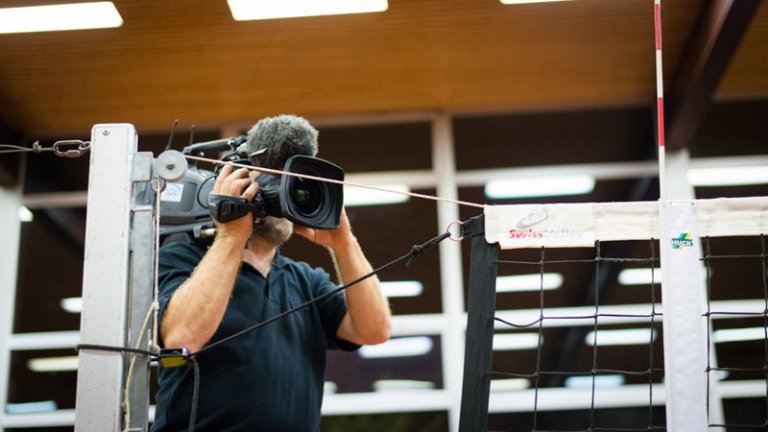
[279,155,344,229]
[291,179,323,217]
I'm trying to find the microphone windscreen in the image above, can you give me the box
[240,114,319,169]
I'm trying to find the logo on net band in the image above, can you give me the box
[516,210,549,229]
[508,209,585,241]
[671,233,694,249]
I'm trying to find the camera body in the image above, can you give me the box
[158,153,345,242]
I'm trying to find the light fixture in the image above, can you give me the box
[485,175,595,199]
[380,280,423,298]
[501,0,575,4]
[227,0,388,21]
[688,166,768,187]
[60,297,83,314]
[323,381,338,394]
[493,333,541,351]
[344,184,410,207]
[713,327,768,343]
[564,374,626,389]
[618,268,662,286]
[359,336,433,358]
[0,2,123,34]
[27,355,79,372]
[373,379,436,392]
[18,206,34,222]
[490,378,530,392]
[5,400,58,414]
[496,273,563,293]
[584,328,657,346]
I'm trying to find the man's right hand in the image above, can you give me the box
[212,164,260,242]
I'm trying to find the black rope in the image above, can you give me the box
[76,343,157,359]
[194,229,452,356]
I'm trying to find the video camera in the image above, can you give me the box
[157,135,344,243]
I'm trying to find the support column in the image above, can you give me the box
[432,113,466,432]
[0,185,22,432]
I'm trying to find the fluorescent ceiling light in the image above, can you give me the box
[688,166,768,187]
[501,0,575,4]
[5,400,58,414]
[381,280,423,298]
[359,336,432,358]
[18,206,34,222]
[344,184,410,207]
[485,175,595,199]
[618,268,662,286]
[27,355,79,372]
[373,379,436,392]
[585,328,657,346]
[564,374,626,389]
[227,0,388,21]
[493,333,541,351]
[713,327,768,344]
[60,297,83,313]
[323,381,337,394]
[497,273,563,293]
[490,378,530,392]
[0,2,123,34]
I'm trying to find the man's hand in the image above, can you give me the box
[212,164,260,242]
[294,208,355,250]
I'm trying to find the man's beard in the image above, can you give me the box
[250,216,293,247]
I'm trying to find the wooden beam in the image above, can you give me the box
[665,0,763,150]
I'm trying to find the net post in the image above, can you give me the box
[125,152,155,431]
[459,214,498,432]
[74,124,154,431]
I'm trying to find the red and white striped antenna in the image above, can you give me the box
[654,0,667,200]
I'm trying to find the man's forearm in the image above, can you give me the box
[160,237,245,352]
[331,237,391,345]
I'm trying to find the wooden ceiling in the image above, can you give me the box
[0,0,765,139]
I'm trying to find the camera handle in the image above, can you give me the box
[208,194,267,224]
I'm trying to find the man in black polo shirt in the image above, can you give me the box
[152,116,392,431]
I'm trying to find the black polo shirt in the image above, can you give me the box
[152,242,357,432]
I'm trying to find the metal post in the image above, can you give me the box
[125,152,155,431]
[75,124,155,431]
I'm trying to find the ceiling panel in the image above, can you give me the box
[3,0,764,137]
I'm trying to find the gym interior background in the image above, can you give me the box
[0,0,767,431]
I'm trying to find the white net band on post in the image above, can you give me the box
[485,197,768,249]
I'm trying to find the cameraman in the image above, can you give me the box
[152,116,391,431]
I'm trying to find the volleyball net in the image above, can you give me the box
[459,197,768,432]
